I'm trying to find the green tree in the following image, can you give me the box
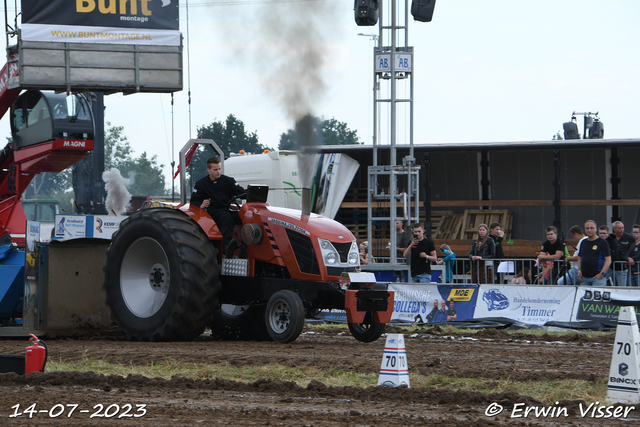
[278,129,296,150]
[187,115,270,184]
[104,122,134,171]
[277,116,362,150]
[551,131,563,140]
[197,114,266,155]
[104,122,167,196]
[321,117,361,146]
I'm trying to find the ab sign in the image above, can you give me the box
[375,53,412,73]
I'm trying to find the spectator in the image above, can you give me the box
[599,225,620,285]
[537,226,567,285]
[537,261,552,284]
[577,220,611,286]
[510,268,530,284]
[438,244,457,283]
[446,300,457,321]
[557,225,586,286]
[490,222,505,259]
[359,241,373,265]
[395,220,410,259]
[469,224,495,284]
[613,221,634,287]
[403,223,437,283]
[626,225,640,287]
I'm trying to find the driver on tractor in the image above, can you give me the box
[190,156,245,257]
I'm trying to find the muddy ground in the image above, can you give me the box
[0,325,637,426]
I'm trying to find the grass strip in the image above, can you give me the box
[46,355,607,404]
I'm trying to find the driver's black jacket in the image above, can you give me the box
[190,174,245,212]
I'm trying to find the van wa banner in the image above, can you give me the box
[571,287,640,323]
[21,0,180,45]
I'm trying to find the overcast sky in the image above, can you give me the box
[2,0,639,188]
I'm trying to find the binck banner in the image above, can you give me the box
[20,0,180,45]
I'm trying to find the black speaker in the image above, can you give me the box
[588,120,604,139]
[411,0,436,22]
[563,121,579,140]
[355,0,379,26]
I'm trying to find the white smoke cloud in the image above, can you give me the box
[102,168,132,215]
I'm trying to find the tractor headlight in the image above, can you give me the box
[318,238,339,266]
[325,252,337,265]
[348,252,359,265]
[348,241,359,265]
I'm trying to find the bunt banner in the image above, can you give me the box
[21,0,180,45]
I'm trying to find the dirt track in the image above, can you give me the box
[0,325,637,426]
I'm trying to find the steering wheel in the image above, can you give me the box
[228,192,247,212]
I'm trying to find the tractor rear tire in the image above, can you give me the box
[103,208,220,341]
[209,304,272,341]
[348,312,386,343]
[265,290,305,343]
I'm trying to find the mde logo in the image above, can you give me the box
[447,288,475,302]
[63,140,86,148]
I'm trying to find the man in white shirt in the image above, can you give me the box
[558,225,586,285]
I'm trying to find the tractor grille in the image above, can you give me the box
[332,242,353,263]
[327,266,357,277]
[286,229,320,275]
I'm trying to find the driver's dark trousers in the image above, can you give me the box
[209,209,235,246]
[210,209,237,245]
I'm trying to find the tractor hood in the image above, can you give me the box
[262,206,355,242]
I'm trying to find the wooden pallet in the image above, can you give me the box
[347,224,389,243]
[460,209,512,240]
[430,211,454,239]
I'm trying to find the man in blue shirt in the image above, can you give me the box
[577,220,611,287]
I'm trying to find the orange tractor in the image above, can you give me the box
[103,140,394,343]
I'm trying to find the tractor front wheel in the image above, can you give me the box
[348,312,386,343]
[265,290,305,343]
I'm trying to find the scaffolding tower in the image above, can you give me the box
[365,0,420,279]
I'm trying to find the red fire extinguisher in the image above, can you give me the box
[25,334,48,374]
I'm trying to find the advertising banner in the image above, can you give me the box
[21,0,180,45]
[23,221,40,330]
[389,284,478,324]
[54,215,87,239]
[571,287,640,323]
[474,285,575,325]
[22,0,179,30]
[89,215,127,239]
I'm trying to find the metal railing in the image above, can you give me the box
[371,253,640,286]
[439,258,639,286]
